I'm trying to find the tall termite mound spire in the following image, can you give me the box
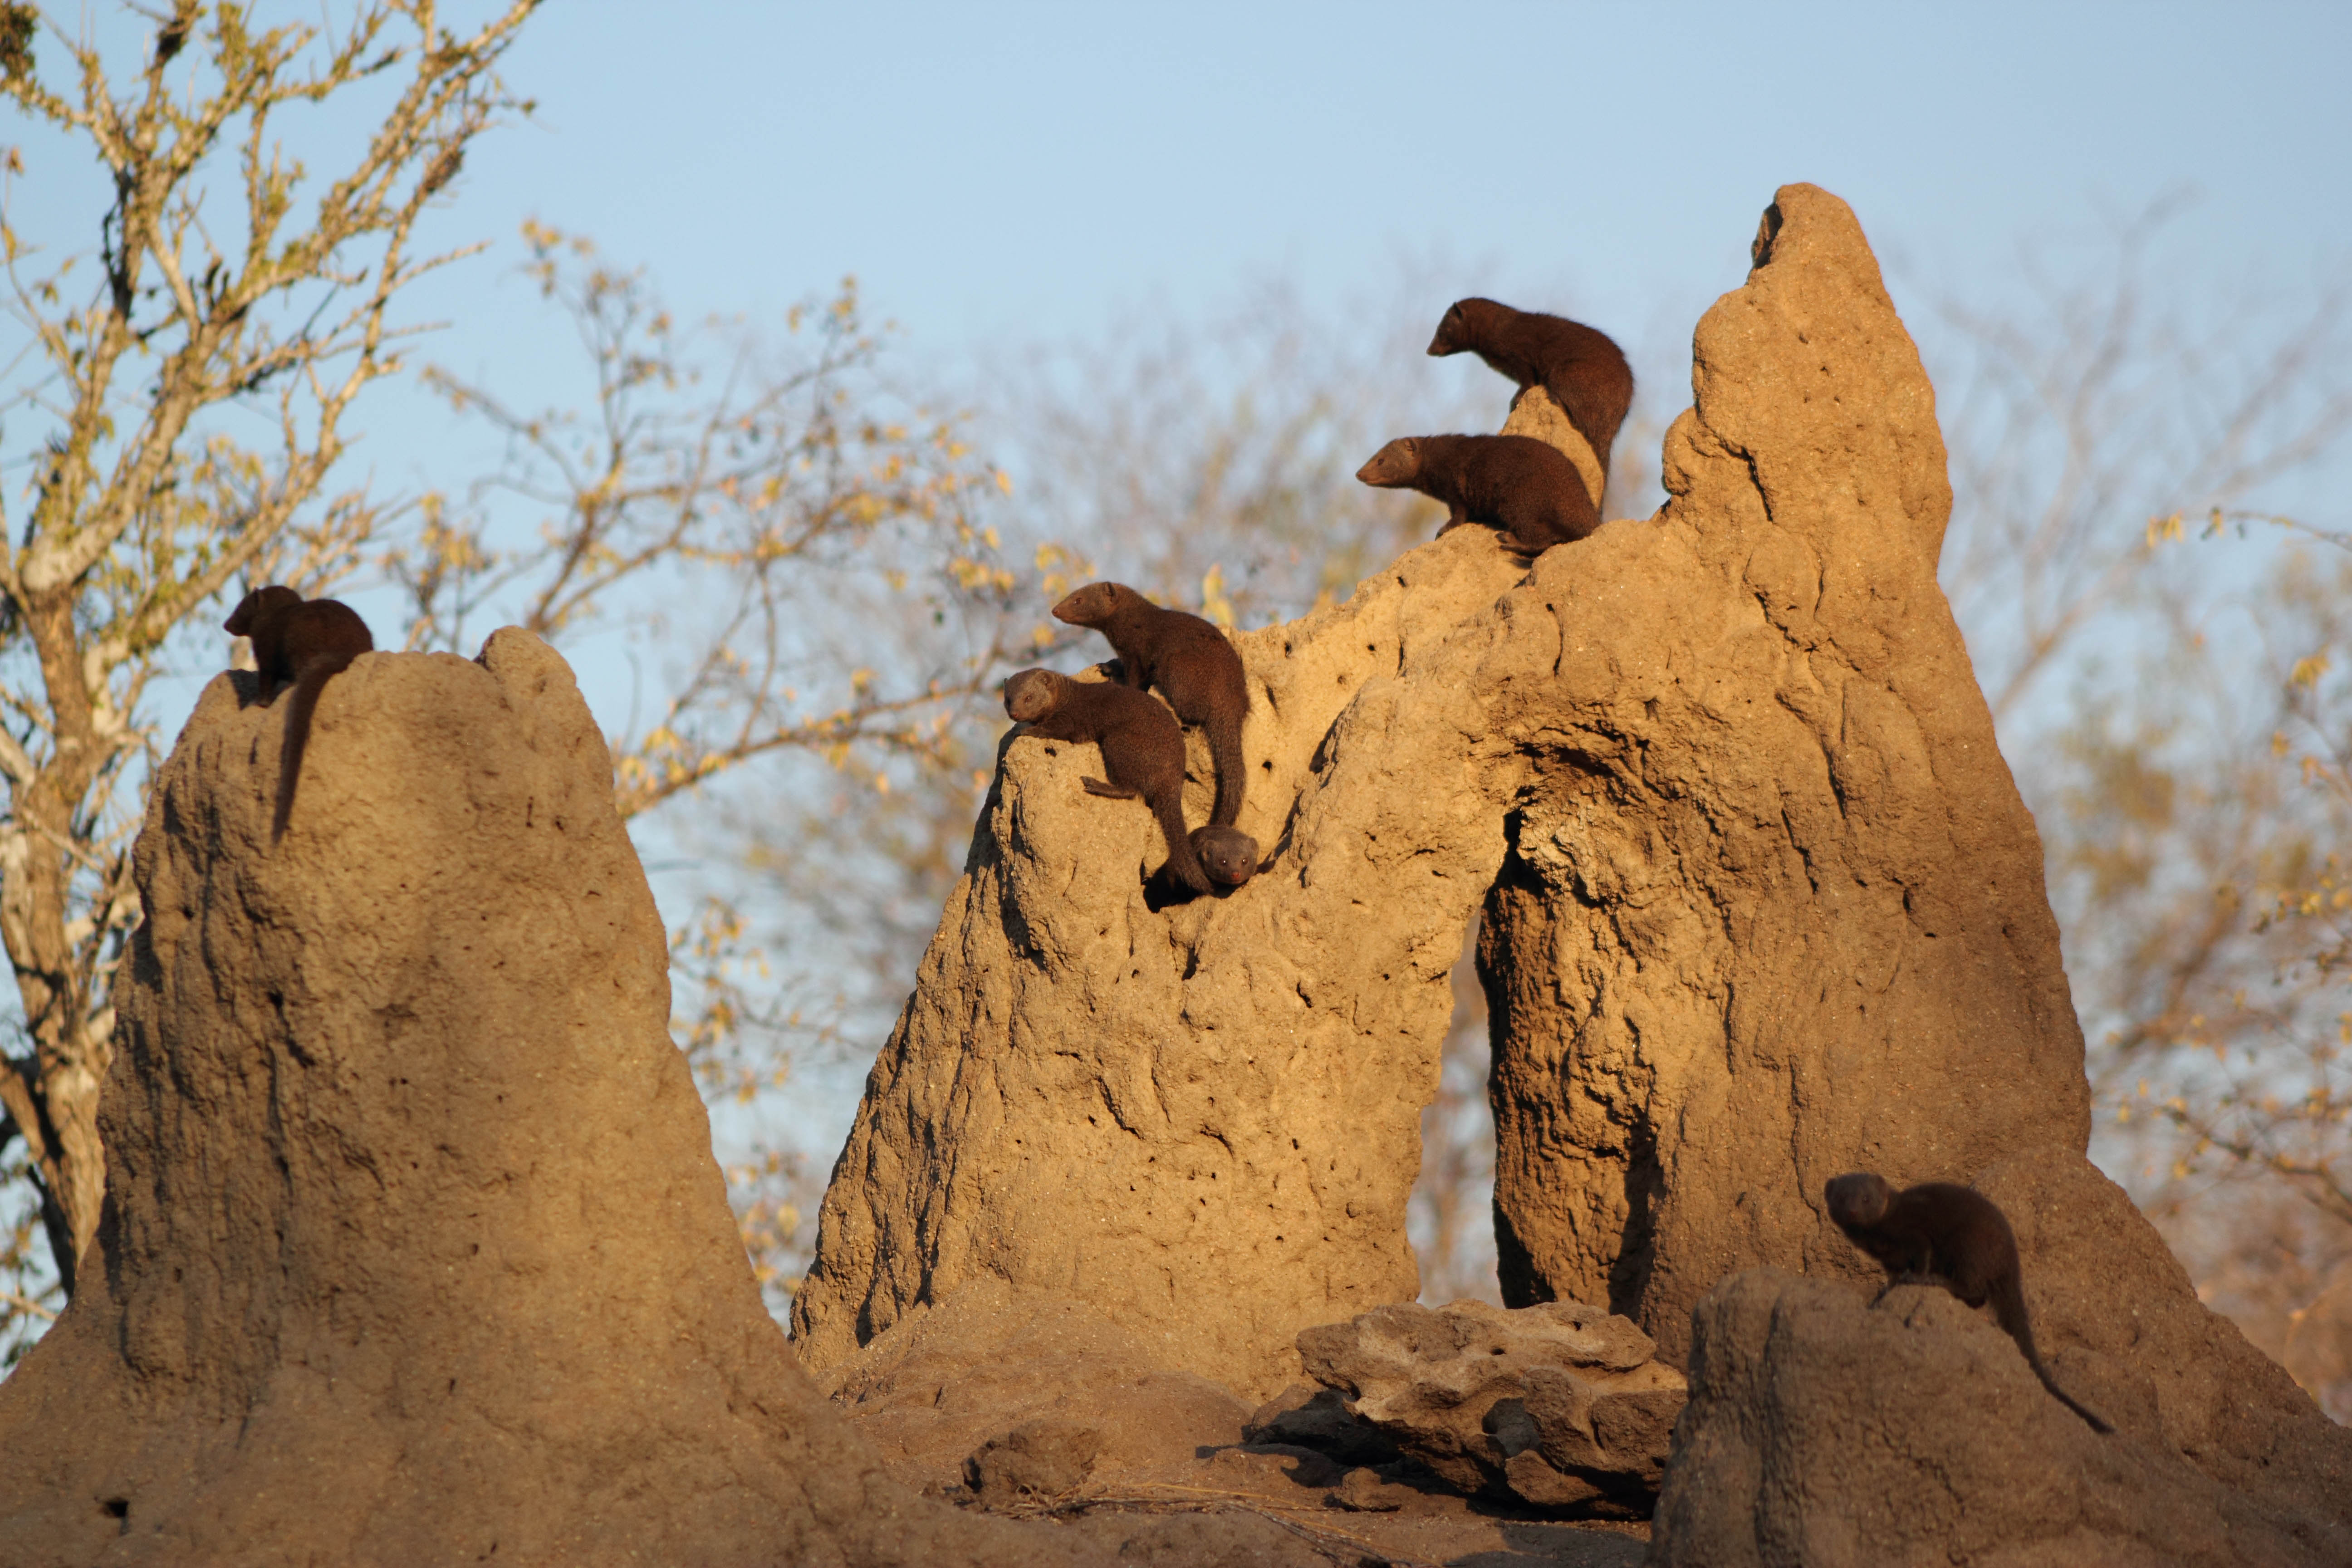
[1477,182,2093,1349]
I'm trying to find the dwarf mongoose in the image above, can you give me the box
[1826,1172,2112,1434]
[1052,581,1250,829]
[1190,823,1262,889]
[1003,668,1212,895]
[224,585,374,841]
[1426,298,1634,486]
[1356,434,1598,556]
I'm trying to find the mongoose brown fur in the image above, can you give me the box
[1426,298,1634,486]
[1052,581,1251,828]
[1191,824,1261,889]
[1356,434,1598,556]
[224,585,374,841]
[1825,1172,2112,1434]
[1003,668,1211,895]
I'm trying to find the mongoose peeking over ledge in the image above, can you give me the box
[1426,297,1635,488]
[1190,823,1262,890]
[1003,668,1213,896]
[1825,1172,2113,1434]
[1051,581,1251,829]
[224,584,375,841]
[1356,434,1599,557]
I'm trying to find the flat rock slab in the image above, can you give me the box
[1294,1299,1684,1514]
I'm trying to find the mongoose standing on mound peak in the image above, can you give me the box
[1356,434,1598,556]
[1003,668,1213,896]
[1426,297,1634,490]
[1825,1172,2113,1434]
[224,585,374,841]
[1052,582,1251,831]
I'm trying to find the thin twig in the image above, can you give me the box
[1,1289,58,1322]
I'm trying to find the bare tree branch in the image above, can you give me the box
[0,0,541,1309]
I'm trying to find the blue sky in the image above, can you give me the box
[423,1,2348,374]
[12,2,2345,587]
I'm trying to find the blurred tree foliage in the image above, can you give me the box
[399,224,1034,820]
[0,0,1047,1354]
[2060,531,2352,1419]
[398,224,1051,1141]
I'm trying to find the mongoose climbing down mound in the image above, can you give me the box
[1052,581,1251,830]
[1826,1172,2113,1434]
[1426,297,1635,487]
[1356,434,1598,556]
[1003,668,1213,896]
[224,584,374,841]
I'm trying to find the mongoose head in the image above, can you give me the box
[1425,296,1502,358]
[1355,437,1422,489]
[1051,581,1141,627]
[224,584,302,636]
[1002,667,1068,723]
[1824,1172,1893,1230]
[1191,824,1261,887]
